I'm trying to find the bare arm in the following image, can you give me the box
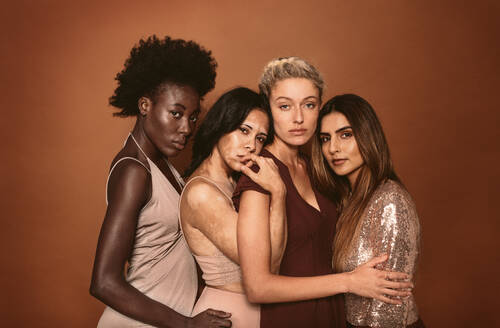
[237,189,414,304]
[90,160,230,328]
[241,155,287,273]
[182,155,287,272]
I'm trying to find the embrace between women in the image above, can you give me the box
[90,35,424,328]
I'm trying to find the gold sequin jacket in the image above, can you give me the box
[343,180,420,328]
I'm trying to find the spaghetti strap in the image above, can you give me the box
[129,133,150,160]
[178,175,235,234]
[128,133,184,192]
[184,176,233,203]
[105,157,151,204]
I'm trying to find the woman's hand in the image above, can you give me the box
[346,254,413,305]
[241,154,286,196]
[188,309,232,328]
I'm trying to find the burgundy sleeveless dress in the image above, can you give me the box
[233,149,346,328]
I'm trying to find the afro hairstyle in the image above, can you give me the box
[109,35,217,117]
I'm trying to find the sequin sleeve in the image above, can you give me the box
[344,181,420,327]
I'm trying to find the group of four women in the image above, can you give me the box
[90,35,423,328]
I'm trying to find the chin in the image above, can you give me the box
[161,146,182,158]
[287,137,310,147]
[231,163,244,173]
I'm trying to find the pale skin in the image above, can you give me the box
[237,78,413,304]
[180,109,287,296]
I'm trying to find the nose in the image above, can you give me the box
[178,117,192,136]
[246,139,256,153]
[293,108,304,124]
[329,137,340,154]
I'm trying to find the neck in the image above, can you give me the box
[267,136,301,168]
[196,146,234,184]
[130,120,163,163]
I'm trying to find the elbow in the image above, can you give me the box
[245,287,263,303]
[243,278,270,303]
[89,274,114,301]
[89,278,104,300]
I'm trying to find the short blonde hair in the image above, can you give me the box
[258,56,325,102]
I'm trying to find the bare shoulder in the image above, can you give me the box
[105,157,152,217]
[108,157,150,186]
[182,178,231,210]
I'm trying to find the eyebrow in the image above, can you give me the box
[275,96,318,101]
[242,123,253,130]
[335,126,352,133]
[172,103,186,109]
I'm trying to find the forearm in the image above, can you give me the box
[268,189,287,274]
[90,276,188,328]
[244,270,349,303]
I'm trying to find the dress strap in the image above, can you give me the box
[129,133,150,161]
[129,133,183,191]
[105,157,151,204]
[178,175,235,236]
[165,160,185,189]
[184,176,234,203]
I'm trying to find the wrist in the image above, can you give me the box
[270,184,286,198]
[340,272,352,294]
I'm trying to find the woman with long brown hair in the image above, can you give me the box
[311,94,424,327]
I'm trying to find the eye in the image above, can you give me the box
[239,126,249,134]
[170,111,181,119]
[278,104,290,110]
[189,114,198,123]
[256,135,267,143]
[341,131,353,138]
[304,102,317,109]
[319,135,330,143]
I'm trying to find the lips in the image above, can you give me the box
[289,128,307,136]
[332,158,347,166]
[237,155,252,164]
[172,140,186,150]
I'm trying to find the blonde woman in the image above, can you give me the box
[233,58,413,328]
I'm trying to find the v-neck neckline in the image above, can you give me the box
[263,149,322,214]
[129,133,183,195]
[146,157,183,196]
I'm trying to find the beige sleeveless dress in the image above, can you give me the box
[97,135,198,327]
[180,176,260,328]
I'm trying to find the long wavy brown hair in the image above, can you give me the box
[311,94,400,272]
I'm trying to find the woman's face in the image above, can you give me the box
[269,78,320,146]
[319,111,364,186]
[141,83,200,157]
[217,109,269,172]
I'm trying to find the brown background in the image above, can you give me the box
[2,0,499,327]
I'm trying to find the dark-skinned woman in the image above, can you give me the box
[90,35,231,328]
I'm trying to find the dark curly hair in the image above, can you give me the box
[109,35,217,117]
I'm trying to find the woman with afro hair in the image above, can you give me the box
[90,35,231,328]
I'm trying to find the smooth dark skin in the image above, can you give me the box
[90,83,232,328]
